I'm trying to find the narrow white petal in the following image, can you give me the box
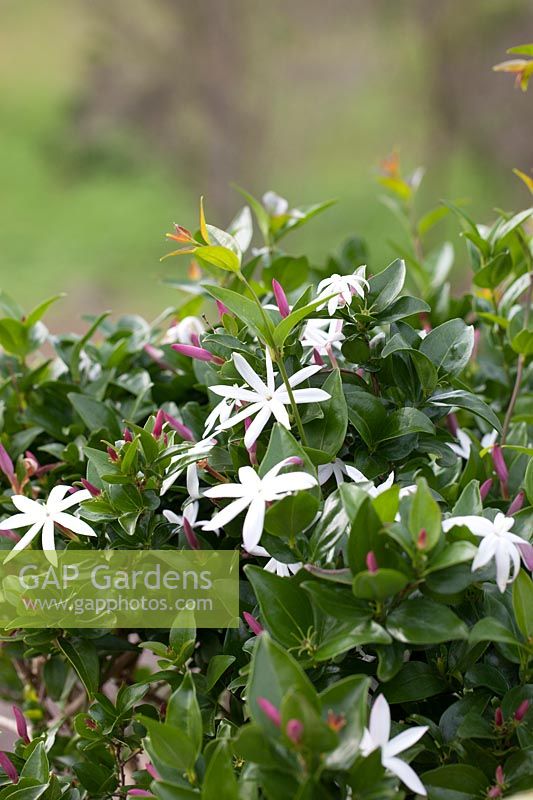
[3,521,44,561]
[383,756,427,796]
[369,695,391,747]
[56,489,92,511]
[327,297,338,316]
[242,497,266,551]
[265,348,275,394]
[54,512,97,537]
[47,485,71,508]
[442,516,493,537]
[186,464,200,500]
[210,385,261,404]
[472,535,496,571]
[202,496,251,530]
[265,473,317,497]
[318,463,334,485]
[287,364,322,387]
[163,509,182,526]
[344,465,370,483]
[494,539,511,592]
[11,496,42,516]
[0,513,40,530]
[41,518,56,550]
[290,388,331,403]
[217,402,264,430]
[244,405,272,449]
[269,398,291,429]
[203,483,248,499]
[233,354,268,396]
[386,726,428,757]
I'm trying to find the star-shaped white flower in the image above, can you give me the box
[201,459,317,551]
[161,437,216,495]
[447,428,472,460]
[163,464,219,533]
[262,191,304,219]
[0,486,95,565]
[316,267,369,316]
[210,350,330,449]
[301,319,344,355]
[442,512,529,592]
[246,544,302,577]
[203,387,242,436]
[162,316,204,346]
[318,458,368,487]
[360,694,428,796]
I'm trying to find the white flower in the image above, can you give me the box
[161,438,216,496]
[162,316,204,345]
[316,267,369,316]
[360,694,428,796]
[442,512,529,592]
[210,350,330,449]
[201,459,317,551]
[481,429,498,450]
[0,486,95,565]
[301,319,344,355]
[447,428,472,460]
[353,470,416,501]
[318,458,368,487]
[228,205,253,254]
[246,544,302,577]
[262,191,304,219]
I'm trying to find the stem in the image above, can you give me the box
[501,239,533,445]
[277,356,308,446]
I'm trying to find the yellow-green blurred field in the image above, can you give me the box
[1,0,532,327]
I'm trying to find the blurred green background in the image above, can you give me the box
[1,0,532,329]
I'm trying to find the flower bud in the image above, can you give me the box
[0,529,20,543]
[514,699,529,722]
[518,542,533,571]
[162,412,194,442]
[183,518,200,550]
[495,765,504,786]
[107,446,119,462]
[491,445,509,487]
[0,444,15,482]
[22,451,39,476]
[80,479,101,497]
[313,349,325,366]
[366,551,378,574]
[417,528,428,550]
[480,478,493,501]
[143,344,168,369]
[0,752,18,784]
[286,718,304,744]
[12,706,29,744]
[508,491,525,516]
[243,611,263,636]
[487,788,502,798]
[494,706,504,727]
[447,413,459,437]
[145,763,160,780]
[123,428,133,442]
[272,280,290,318]
[128,790,152,797]
[257,697,281,727]
[216,300,230,319]
[152,409,165,439]
[171,343,224,365]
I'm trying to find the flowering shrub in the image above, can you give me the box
[1,60,533,800]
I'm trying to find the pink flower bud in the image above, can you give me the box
[123,428,133,442]
[487,788,502,798]
[145,763,160,780]
[286,718,304,744]
[0,752,18,784]
[480,478,493,501]
[143,344,168,369]
[152,409,165,439]
[447,413,459,437]
[514,699,529,722]
[491,445,509,486]
[22,451,39,476]
[272,280,290,318]
[162,412,194,442]
[257,697,281,727]
[216,300,230,319]
[518,542,533,571]
[171,343,224,365]
[0,444,15,483]
[190,332,201,348]
[494,707,504,727]
[0,530,21,542]
[366,551,378,574]
[495,765,504,786]
[419,312,432,332]
[12,706,29,744]
[85,718,98,730]
[183,518,200,550]
[80,479,101,497]
[285,456,304,466]
[508,491,525,515]
[417,528,428,550]
[107,446,119,462]
[128,791,153,797]
[313,348,324,366]
[243,611,263,636]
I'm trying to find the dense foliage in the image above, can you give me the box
[1,133,533,799]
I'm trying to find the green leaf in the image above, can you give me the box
[196,245,240,273]
[345,387,387,448]
[203,284,272,342]
[245,565,313,649]
[409,478,442,551]
[429,389,502,434]
[202,741,238,800]
[304,370,348,457]
[469,617,521,646]
[386,598,468,644]
[272,295,335,349]
[20,744,49,783]
[56,637,99,698]
[139,716,196,771]
[420,319,474,376]
[422,764,488,800]
[383,662,447,702]
[246,633,318,731]
[319,675,370,770]
[367,259,406,313]
[376,407,434,442]
[352,569,409,601]
[68,393,121,436]
[166,672,203,764]
[513,571,533,641]
[205,655,236,691]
